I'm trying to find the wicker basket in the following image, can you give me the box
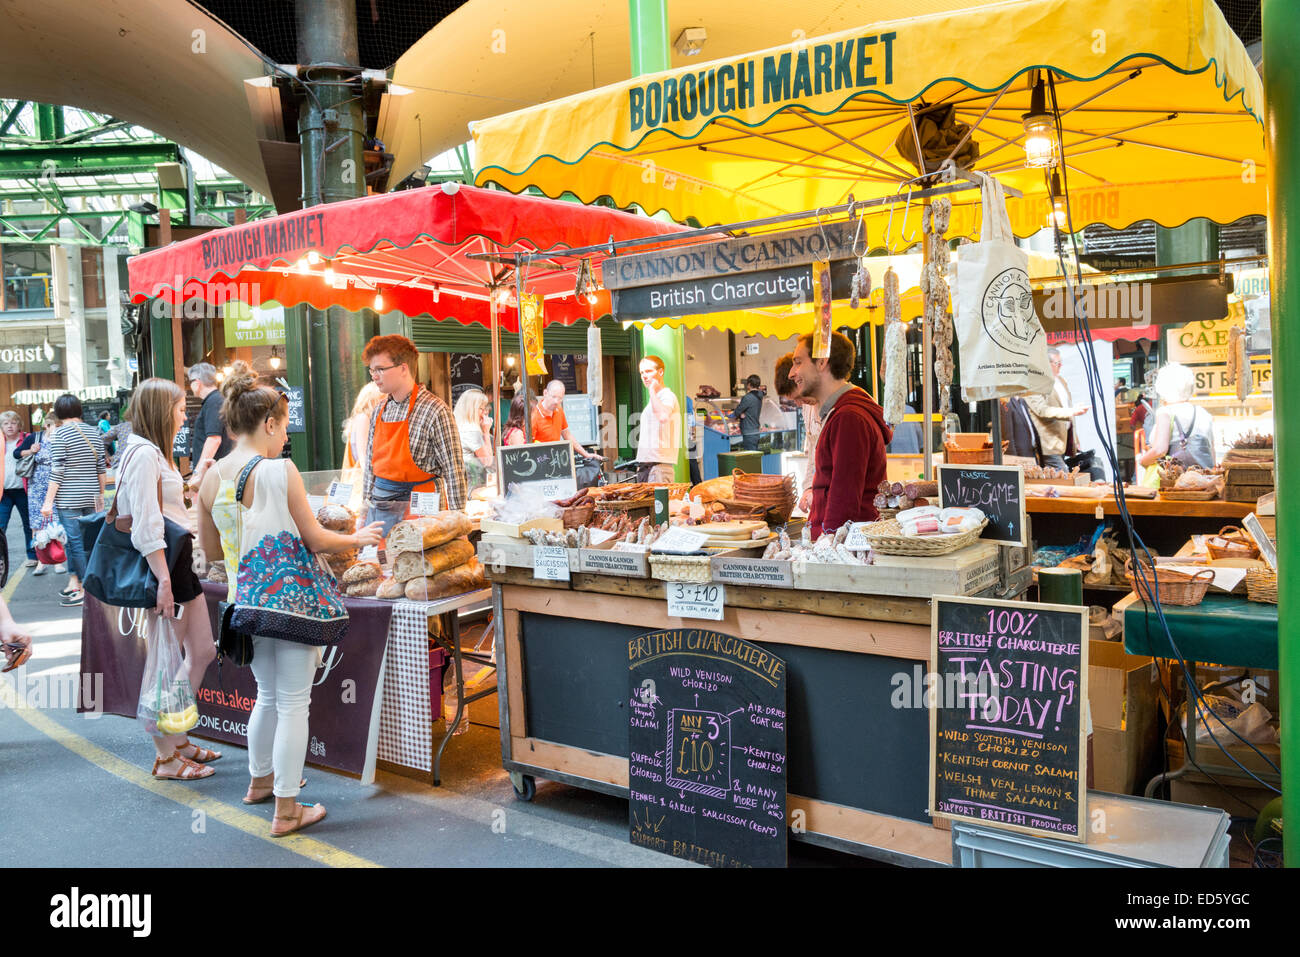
[1205,525,1260,561]
[561,503,595,528]
[648,553,713,584]
[1158,487,1222,501]
[1125,559,1214,606]
[862,519,988,556]
[1246,566,1278,604]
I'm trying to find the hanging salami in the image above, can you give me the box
[882,266,907,426]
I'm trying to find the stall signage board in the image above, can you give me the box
[711,556,794,587]
[498,440,576,500]
[936,464,1026,547]
[284,386,305,434]
[533,545,571,581]
[172,418,192,460]
[612,258,857,321]
[603,222,854,290]
[628,628,787,867]
[666,582,726,621]
[929,595,1088,842]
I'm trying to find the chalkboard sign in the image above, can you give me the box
[929,595,1088,842]
[551,353,578,392]
[172,418,193,460]
[284,386,305,434]
[628,628,787,867]
[937,464,1026,546]
[450,353,484,404]
[497,440,576,500]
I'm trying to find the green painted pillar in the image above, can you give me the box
[148,301,174,382]
[629,1,684,480]
[1263,0,1298,867]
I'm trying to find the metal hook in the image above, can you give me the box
[851,204,868,258]
[899,190,920,245]
[814,207,831,249]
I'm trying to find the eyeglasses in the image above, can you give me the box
[368,363,399,378]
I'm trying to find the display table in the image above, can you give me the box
[488,566,993,866]
[80,585,490,784]
[1116,591,1280,797]
[1027,496,1255,556]
[1027,497,1254,520]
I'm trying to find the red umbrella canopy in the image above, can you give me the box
[127,183,690,332]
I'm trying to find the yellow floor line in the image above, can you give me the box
[0,681,381,868]
[3,562,27,601]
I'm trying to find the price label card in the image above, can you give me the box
[306,495,325,514]
[410,491,441,516]
[358,545,378,563]
[326,481,353,505]
[666,582,726,621]
[651,526,709,554]
[588,528,616,546]
[844,523,871,551]
[613,541,649,553]
[533,545,571,581]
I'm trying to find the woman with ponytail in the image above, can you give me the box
[196,363,383,837]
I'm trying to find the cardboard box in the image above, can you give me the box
[1088,639,1163,796]
[1167,738,1281,817]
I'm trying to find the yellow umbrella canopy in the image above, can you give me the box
[471,0,1264,245]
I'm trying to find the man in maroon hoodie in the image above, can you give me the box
[789,331,892,537]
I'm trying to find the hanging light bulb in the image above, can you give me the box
[222,363,233,376]
[295,257,311,275]
[586,292,598,305]
[432,283,440,304]
[323,263,336,285]
[269,346,282,370]
[1022,73,1056,168]
[373,290,385,312]
[506,355,516,368]
[306,251,322,265]
[1047,171,1067,229]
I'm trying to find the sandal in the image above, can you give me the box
[177,741,222,763]
[2,641,31,674]
[271,802,326,837]
[151,751,215,781]
[243,778,307,805]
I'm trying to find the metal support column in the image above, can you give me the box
[296,0,372,470]
[1263,0,1298,867]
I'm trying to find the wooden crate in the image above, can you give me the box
[476,536,581,572]
[791,543,1001,597]
[479,517,563,538]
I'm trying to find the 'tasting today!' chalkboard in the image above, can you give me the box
[937,464,1026,546]
[628,629,787,868]
[929,595,1088,842]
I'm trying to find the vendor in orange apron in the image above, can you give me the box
[367,386,446,535]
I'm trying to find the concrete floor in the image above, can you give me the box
[0,508,869,868]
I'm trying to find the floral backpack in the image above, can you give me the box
[230,456,348,646]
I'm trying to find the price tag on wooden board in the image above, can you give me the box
[532,545,571,582]
[628,628,787,867]
[410,491,441,516]
[936,464,1027,547]
[651,526,709,554]
[666,581,726,621]
[928,594,1088,842]
[326,481,353,506]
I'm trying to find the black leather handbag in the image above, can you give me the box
[79,445,191,609]
[215,457,262,668]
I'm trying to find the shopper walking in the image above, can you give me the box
[18,415,63,576]
[115,378,220,780]
[0,412,36,567]
[40,395,106,606]
[197,362,384,836]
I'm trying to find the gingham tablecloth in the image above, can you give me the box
[377,600,440,771]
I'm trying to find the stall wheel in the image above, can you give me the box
[510,772,536,802]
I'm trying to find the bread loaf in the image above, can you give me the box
[324,549,356,578]
[316,504,356,534]
[205,560,227,583]
[404,559,485,601]
[375,577,405,600]
[387,511,471,555]
[393,537,474,583]
[345,579,380,598]
[340,562,381,585]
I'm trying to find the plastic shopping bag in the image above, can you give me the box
[954,173,1056,402]
[137,616,199,736]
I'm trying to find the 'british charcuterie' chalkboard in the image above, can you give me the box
[497,439,575,500]
[937,464,1026,546]
[929,595,1088,841]
[628,628,787,868]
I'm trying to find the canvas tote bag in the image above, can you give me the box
[955,173,1055,402]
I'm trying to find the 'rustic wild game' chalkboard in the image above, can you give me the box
[929,595,1088,842]
[628,628,787,867]
[937,464,1026,546]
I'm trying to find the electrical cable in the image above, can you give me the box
[1044,72,1280,792]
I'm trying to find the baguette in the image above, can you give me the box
[404,559,485,601]
[387,511,472,555]
[375,577,405,600]
[393,537,475,583]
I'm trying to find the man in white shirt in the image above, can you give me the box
[635,356,681,483]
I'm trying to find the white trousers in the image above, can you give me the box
[247,636,319,798]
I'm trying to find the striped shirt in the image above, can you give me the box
[362,386,468,510]
[49,421,106,508]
